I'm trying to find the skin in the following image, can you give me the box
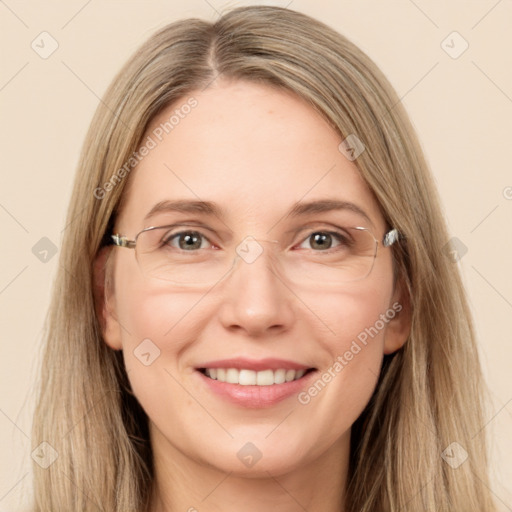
[95,79,411,512]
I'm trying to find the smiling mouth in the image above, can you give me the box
[197,367,317,386]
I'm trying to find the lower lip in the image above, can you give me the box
[196,369,318,408]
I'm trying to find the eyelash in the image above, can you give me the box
[160,228,351,252]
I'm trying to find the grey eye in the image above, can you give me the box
[164,231,209,251]
[298,231,348,251]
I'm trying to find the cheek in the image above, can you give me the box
[113,280,206,420]
[302,276,395,423]
[112,265,222,410]
[112,248,205,345]
[116,279,206,354]
[316,275,394,358]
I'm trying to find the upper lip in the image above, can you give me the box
[196,357,315,372]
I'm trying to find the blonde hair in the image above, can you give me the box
[31,5,496,511]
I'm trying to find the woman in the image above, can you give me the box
[31,5,496,511]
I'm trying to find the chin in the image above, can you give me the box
[199,438,313,478]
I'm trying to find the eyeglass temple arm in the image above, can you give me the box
[110,234,136,249]
[383,228,402,248]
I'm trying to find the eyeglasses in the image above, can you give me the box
[109,224,401,289]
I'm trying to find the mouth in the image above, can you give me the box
[197,367,317,386]
[194,357,319,407]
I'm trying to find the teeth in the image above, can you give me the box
[204,368,307,385]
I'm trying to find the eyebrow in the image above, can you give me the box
[144,198,373,227]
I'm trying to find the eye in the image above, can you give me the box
[162,230,213,251]
[297,230,351,251]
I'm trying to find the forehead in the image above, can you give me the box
[117,79,384,234]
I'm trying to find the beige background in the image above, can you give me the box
[1,0,511,510]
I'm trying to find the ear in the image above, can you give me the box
[383,275,412,355]
[93,246,123,350]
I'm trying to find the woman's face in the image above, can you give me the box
[99,79,409,478]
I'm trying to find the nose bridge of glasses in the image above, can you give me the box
[231,236,281,267]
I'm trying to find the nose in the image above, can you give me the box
[216,237,295,337]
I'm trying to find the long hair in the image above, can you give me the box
[31,5,496,511]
